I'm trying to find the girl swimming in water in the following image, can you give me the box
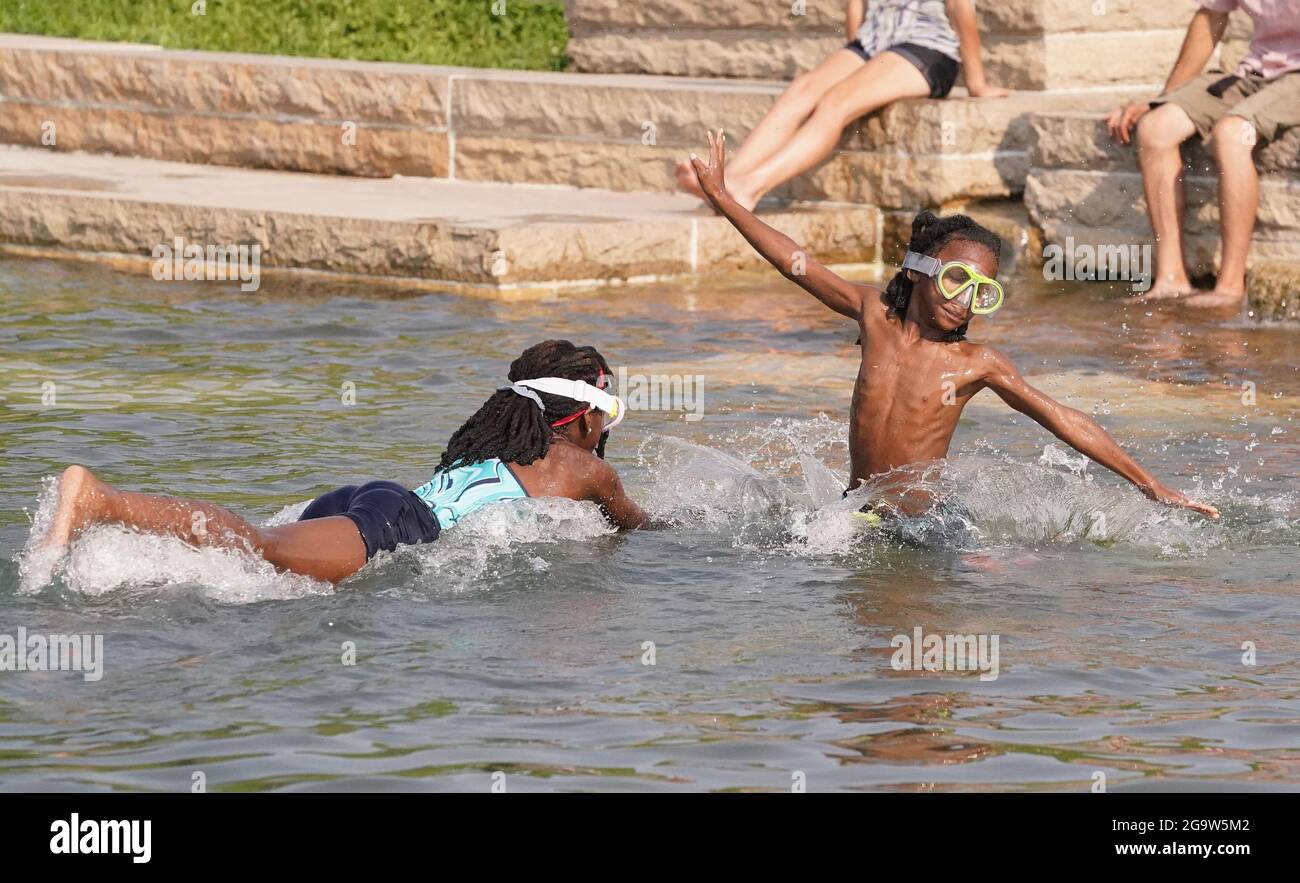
[39,340,649,584]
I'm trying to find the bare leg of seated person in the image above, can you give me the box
[1181,113,1258,309]
[1134,103,1198,301]
[675,49,866,204]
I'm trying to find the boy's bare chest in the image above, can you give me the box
[857,339,972,405]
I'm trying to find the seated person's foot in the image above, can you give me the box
[1180,287,1245,309]
[728,183,760,214]
[673,159,708,200]
[1136,277,1195,301]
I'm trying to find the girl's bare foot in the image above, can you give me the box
[43,465,107,549]
[674,159,708,200]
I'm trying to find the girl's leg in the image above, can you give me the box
[675,48,866,200]
[45,465,367,584]
[726,51,930,211]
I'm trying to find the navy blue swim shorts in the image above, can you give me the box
[299,480,440,560]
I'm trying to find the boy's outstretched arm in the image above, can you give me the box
[689,130,866,320]
[980,349,1219,518]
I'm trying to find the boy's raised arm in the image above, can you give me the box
[980,349,1219,518]
[689,130,866,320]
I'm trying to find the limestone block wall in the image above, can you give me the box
[0,11,1263,215]
[0,34,1130,210]
[565,0,1209,90]
[0,36,453,178]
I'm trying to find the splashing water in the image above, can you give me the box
[15,416,1290,604]
[4,258,1298,793]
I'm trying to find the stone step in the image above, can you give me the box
[452,72,1139,207]
[0,35,1145,210]
[564,0,1211,89]
[1024,112,1300,318]
[0,145,879,293]
[566,29,1193,91]
[565,0,1200,35]
[0,34,456,178]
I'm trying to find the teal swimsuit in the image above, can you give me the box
[411,458,529,531]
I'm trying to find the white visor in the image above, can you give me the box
[513,377,626,431]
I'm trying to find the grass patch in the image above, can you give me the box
[0,0,569,70]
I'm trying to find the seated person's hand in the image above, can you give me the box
[1105,102,1149,145]
[969,84,1011,99]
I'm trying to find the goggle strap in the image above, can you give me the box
[499,383,544,410]
[901,251,941,276]
[513,377,626,430]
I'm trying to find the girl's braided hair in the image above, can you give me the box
[438,339,612,470]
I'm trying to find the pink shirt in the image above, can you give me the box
[1200,0,1300,78]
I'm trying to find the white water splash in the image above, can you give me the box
[16,475,62,595]
[392,497,614,595]
[55,524,332,603]
[16,478,330,602]
[14,416,1273,603]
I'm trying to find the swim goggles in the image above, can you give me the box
[501,371,626,431]
[902,251,1004,315]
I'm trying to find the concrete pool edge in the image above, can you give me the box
[0,146,884,292]
[0,242,882,301]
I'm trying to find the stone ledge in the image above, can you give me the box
[564,0,845,33]
[0,98,449,178]
[0,146,879,292]
[564,0,1206,87]
[1025,169,1300,265]
[453,75,1133,154]
[0,34,1146,209]
[565,0,1200,37]
[450,83,1142,206]
[1033,111,1300,175]
[0,36,456,125]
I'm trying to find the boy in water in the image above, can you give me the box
[688,131,1218,520]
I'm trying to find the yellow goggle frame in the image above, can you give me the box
[903,252,1004,315]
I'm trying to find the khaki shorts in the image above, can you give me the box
[1153,70,1300,142]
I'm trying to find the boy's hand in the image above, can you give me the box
[969,84,1011,99]
[1143,483,1219,519]
[689,129,729,201]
